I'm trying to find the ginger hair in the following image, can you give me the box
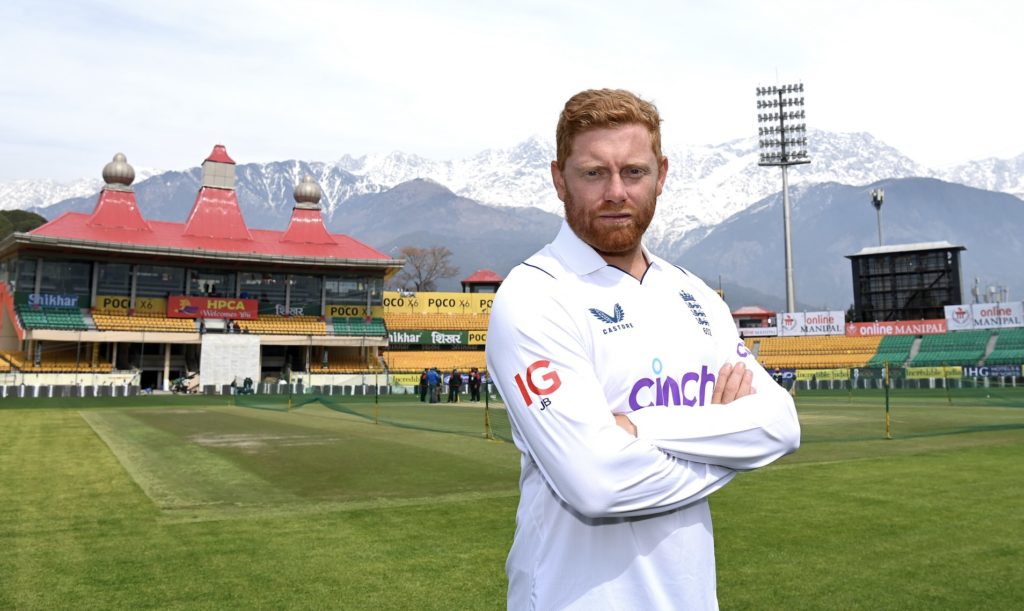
[555,89,663,170]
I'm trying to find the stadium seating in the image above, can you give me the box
[236,316,327,335]
[16,306,89,330]
[332,317,386,337]
[755,335,882,369]
[311,352,380,373]
[910,330,992,366]
[92,312,197,333]
[867,335,917,366]
[384,313,489,331]
[381,350,487,372]
[0,349,113,373]
[985,328,1024,365]
[0,351,27,369]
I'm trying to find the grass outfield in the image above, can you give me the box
[0,393,1022,609]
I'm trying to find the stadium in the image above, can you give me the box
[2,148,1022,397]
[1,146,1023,609]
[0,146,497,397]
[736,240,1024,392]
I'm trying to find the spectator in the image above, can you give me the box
[427,367,440,404]
[448,368,461,403]
[468,367,482,402]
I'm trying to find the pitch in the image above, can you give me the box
[0,392,1021,609]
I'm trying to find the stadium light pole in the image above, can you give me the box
[871,188,885,246]
[757,83,810,313]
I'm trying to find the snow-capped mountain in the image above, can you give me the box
[0,167,162,212]
[336,135,556,214]
[3,131,1021,251]
[332,129,1014,252]
[937,153,1024,200]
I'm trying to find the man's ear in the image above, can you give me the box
[551,161,568,202]
[655,156,669,196]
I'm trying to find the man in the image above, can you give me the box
[427,367,440,404]
[448,367,462,402]
[419,368,428,402]
[485,89,801,610]
[468,367,482,402]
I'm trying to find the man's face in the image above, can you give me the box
[552,124,668,256]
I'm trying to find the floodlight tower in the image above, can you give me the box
[871,188,884,246]
[756,83,809,313]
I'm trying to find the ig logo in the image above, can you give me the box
[513,360,561,409]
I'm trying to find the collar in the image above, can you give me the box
[550,220,661,277]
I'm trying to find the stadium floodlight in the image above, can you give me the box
[871,188,885,246]
[756,81,811,313]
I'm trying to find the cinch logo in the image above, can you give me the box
[629,358,716,410]
[513,360,561,409]
[589,303,634,335]
[736,341,750,358]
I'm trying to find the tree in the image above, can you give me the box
[390,246,459,292]
[0,210,46,239]
[845,303,857,323]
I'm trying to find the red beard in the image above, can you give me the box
[563,190,657,256]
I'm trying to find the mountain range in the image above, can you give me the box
[3,130,1022,310]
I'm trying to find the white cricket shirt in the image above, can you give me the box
[486,221,801,610]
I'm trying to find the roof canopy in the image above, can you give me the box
[24,145,397,267]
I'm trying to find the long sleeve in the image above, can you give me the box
[486,274,736,519]
[628,290,801,470]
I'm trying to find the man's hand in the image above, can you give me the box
[614,413,637,437]
[711,362,756,404]
[615,362,754,435]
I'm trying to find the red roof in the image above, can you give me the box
[731,306,776,316]
[86,188,152,232]
[183,187,253,240]
[462,269,503,284]
[281,208,335,245]
[25,144,391,264]
[205,144,235,164]
[31,212,390,261]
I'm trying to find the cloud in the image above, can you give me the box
[1,0,1022,180]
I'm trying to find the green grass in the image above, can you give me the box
[1,393,1022,609]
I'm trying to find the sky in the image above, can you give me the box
[2,0,1022,181]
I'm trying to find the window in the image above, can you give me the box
[14,258,37,292]
[240,272,286,314]
[188,269,236,297]
[39,259,91,298]
[288,274,322,316]
[96,262,132,295]
[136,265,185,298]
